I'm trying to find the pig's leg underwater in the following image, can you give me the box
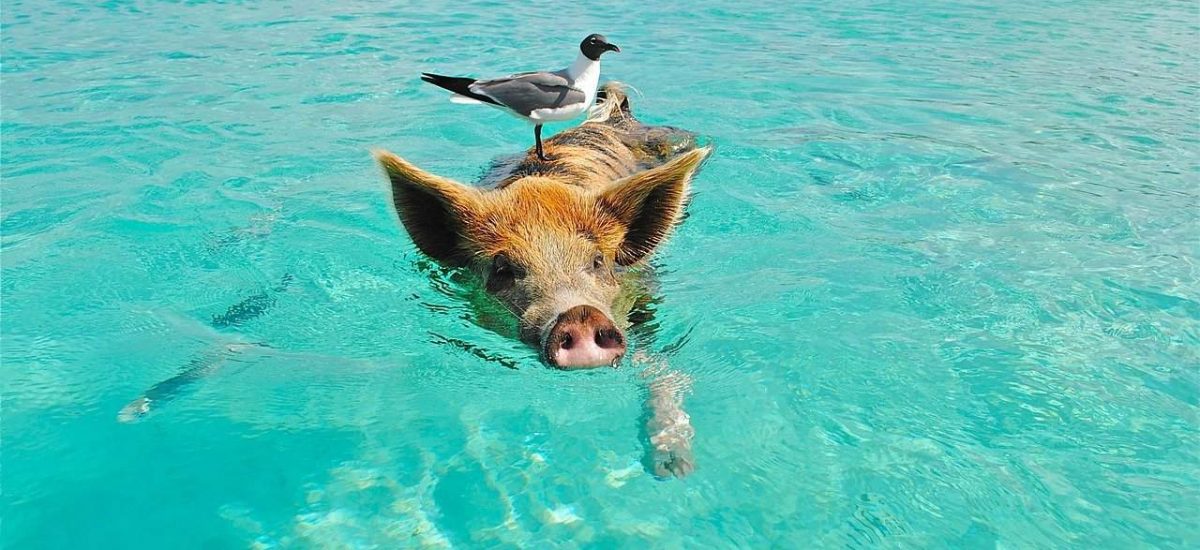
[635,351,696,478]
[623,279,696,477]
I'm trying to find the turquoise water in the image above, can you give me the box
[3,0,1198,547]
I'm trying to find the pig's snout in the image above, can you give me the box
[544,305,626,369]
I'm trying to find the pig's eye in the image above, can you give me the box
[591,253,605,271]
[487,254,521,291]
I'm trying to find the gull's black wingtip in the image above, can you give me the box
[419,73,499,106]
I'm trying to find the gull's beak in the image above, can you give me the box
[605,43,621,53]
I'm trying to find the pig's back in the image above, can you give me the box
[476,82,699,192]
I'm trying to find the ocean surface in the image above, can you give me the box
[3,0,1198,547]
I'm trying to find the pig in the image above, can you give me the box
[375,83,710,477]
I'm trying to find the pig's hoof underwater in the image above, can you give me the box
[650,419,696,478]
[652,439,695,478]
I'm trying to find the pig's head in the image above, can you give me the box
[375,147,710,369]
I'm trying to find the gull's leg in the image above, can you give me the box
[535,124,550,162]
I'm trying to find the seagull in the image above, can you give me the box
[421,34,621,161]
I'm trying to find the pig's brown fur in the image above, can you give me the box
[374,82,710,344]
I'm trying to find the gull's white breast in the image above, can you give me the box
[528,57,601,123]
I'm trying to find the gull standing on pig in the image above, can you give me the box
[420,34,620,161]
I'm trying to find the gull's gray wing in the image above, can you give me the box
[469,71,586,116]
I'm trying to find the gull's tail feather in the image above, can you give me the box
[420,73,498,106]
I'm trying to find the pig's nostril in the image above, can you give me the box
[595,328,623,349]
[560,332,574,350]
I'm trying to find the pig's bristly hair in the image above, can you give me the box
[584,82,636,126]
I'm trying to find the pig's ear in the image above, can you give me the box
[374,150,481,266]
[598,147,712,266]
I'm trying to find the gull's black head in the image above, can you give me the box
[580,34,620,61]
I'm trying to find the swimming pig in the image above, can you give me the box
[375,83,710,476]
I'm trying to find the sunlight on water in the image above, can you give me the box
[3,0,1198,547]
